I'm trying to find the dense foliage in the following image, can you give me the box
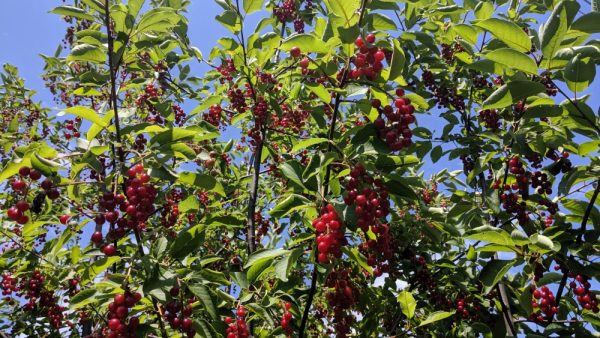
[1,0,600,337]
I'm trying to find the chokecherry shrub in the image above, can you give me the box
[0,0,599,337]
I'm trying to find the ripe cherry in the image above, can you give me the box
[29,169,42,180]
[366,33,376,44]
[299,56,309,69]
[290,46,301,58]
[59,215,70,225]
[19,166,31,177]
[108,318,121,331]
[15,200,29,212]
[103,244,117,256]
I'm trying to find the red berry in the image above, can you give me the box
[103,244,117,256]
[236,305,246,317]
[108,318,121,331]
[19,166,31,177]
[11,179,26,191]
[366,33,376,44]
[59,215,70,225]
[290,46,301,58]
[7,207,21,220]
[15,200,29,212]
[29,169,42,180]
[299,57,309,69]
[114,294,126,305]
[91,231,103,243]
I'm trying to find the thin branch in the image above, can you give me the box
[104,1,167,336]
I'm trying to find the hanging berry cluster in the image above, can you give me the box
[349,34,389,80]
[7,167,60,226]
[106,291,143,338]
[529,285,557,322]
[324,267,357,338]
[280,302,293,335]
[571,274,599,313]
[161,188,183,229]
[372,88,417,151]
[313,204,346,264]
[224,305,250,338]
[165,286,196,337]
[62,117,82,139]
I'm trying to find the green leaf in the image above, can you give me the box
[269,194,312,218]
[245,248,289,269]
[529,234,557,252]
[475,18,532,53]
[540,2,568,63]
[465,228,515,247]
[188,284,217,319]
[306,83,331,103]
[81,257,120,285]
[397,290,417,319]
[564,54,596,92]
[169,224,206,259]
[387,39,405,84]
[484,48,537,74]
[280,161,307,189]
[281,33,329,54]
[150,128,197,145]
[291,137,329,153]
[274,247,303,282]
[482,81,546,110]
[216,10,241,34]
[323,0,361,26]
[479,259,515,293]
[62,106,107,126]
[452,24,479,45]
[243,0,263,14]
[68,43,106,63]
[418,311,453,327]
[135,7,181,35]
[571,12,600,34]
[474,1,494,20]
[50,6,95,21]
[178,173,225,196]
[69,288,98,309]
[31,153,60,176]
[368,13,397,31]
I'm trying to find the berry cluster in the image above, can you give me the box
[224,305,250,338]
[172,105,186,126]
[133,134,147,152]
[217,59,236,83]
[161,189,183,229]
[479,109,500,131]
[7,166,60,225]
[455,297,483,320]
[247,97,269,148]
[281,302,293,335]
[441,42,465,64]
[350,34,389,80]
[372,89,417,151]
[106,291,142,338]
[422,70,466,112]
[16,271,65,328]
[270,103,310,135]
[228,86,247,113]
[1,273,17,300]
[313,204,346,264]
[135,84,161,113]
[530,285,557,322]
[165,286,196,337]
[571,274,599,313]
[324,268,356,338]
[546,150,572,175]
[62,117,82,139]
[204,104,223,127]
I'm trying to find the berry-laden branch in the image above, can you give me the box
[299,2,370,336]
[549,179,600,323]
[103,1,167,337]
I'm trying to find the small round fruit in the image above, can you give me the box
[19,166,31,177]
[103,244,117,256]
[29,169,42,181]
[290,46,301,58]
[366,33,376,44]
[59,215,70,225]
